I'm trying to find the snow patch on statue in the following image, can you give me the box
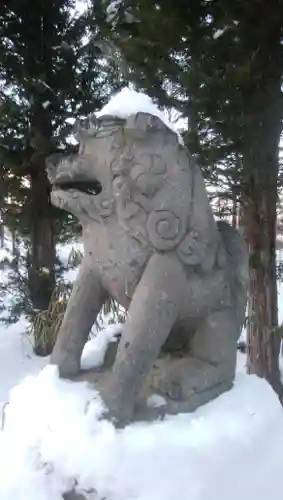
[80,323,123,370]
[96,86,183,143]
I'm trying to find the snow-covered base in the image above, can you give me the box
[1,363,283,500]
[0,323,283,500]
[0,237,283,499]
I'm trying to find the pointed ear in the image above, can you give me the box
[73,117,83,140]
[73,115,98,140]
[125,112,168,138]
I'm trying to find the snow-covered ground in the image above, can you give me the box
[0,287,282,500]
[0,322,283,500]
[1,88,283,500]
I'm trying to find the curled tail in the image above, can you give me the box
[217,220,249,326]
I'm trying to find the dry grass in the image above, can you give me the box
[29,247,126,354]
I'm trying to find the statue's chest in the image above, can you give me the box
[83,225,151,306]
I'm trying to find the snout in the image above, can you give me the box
[46,152,102,196]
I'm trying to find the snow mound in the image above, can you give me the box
[0,322,123,409]
[1,370,283,500]
[0,248,13,263]
[96,87,182,142]
[0,317,48,408]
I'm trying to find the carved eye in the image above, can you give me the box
[112,175,126,194]
[130,155,166,197]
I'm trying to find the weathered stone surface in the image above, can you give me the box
[73,339,233,422]
[46,111,249,426]
[63,491,87,500]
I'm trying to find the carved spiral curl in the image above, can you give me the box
[146,210,186,251]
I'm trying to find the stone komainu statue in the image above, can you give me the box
[46,112,249,425]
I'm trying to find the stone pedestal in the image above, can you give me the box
[73,340,234,423]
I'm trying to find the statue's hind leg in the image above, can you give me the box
[162,308,239,404]
[148,309,239,414]
[98,252,187,426]
[190,308,239,377]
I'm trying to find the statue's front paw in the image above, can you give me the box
[51,351,81,379]
[98,381,134,428]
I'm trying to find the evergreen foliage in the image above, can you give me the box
[1,0,283,394]
[0,0,124,336]
[93,0,283,394]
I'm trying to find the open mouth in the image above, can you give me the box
[54,179,102,196]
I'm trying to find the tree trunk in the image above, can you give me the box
[240,2,283,398]
[231,189,237,228]
[28,166,55,302]
[245,196,281,395]
[244,116,282,398]
[0,223,4,248]
[27,106,56,356]
[0,176,5,247]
